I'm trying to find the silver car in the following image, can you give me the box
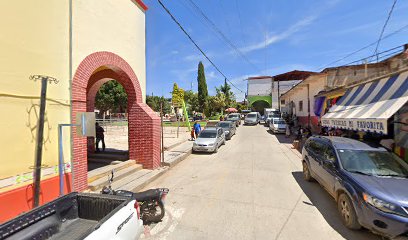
[216,121,236,140]
[244,112,259,125]
[192,127,226,153]
[269,118,287,134]
[226,113,241,127]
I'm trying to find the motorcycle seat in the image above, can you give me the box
[133,189,160,201]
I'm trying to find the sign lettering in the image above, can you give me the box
[321,118,387,134]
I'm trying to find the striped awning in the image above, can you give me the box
[322,70,408,134]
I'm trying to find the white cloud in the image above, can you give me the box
[183,54,202,62]
[238,0,342,54]
[239,15,317,53]
[170,67,197,86]
[207,71,217,80]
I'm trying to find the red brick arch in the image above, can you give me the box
[72,52,161,191]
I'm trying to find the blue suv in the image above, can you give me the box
[302,136,408,239]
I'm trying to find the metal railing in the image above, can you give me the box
[96,118,128,133]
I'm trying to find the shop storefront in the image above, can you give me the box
[322,69,408,161]
[394,103,408,161]
[314,89,345,118]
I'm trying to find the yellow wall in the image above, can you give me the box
[72,0,147,102]
[0,1,71,182]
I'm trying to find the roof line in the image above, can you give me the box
[134,0,148,11]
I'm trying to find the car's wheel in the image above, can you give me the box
[302,161,313,181]
[337,193,361,230]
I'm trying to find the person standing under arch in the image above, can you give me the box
[95,122,106,152]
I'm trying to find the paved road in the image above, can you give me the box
[141,124,381,240]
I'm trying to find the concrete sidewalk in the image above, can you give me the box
[103,125,190,151]
[163,140,193,167]
[163,128,190,151]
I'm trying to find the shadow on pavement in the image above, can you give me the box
[87,150,129,171]
[291,171,382,240]
[271,131,293,144]
[191,151,215,155]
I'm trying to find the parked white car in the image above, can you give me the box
[269,118,287,134]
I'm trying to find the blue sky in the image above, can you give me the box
[145,0,408,101]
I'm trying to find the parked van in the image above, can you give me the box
[269,118,287,134]
[244,112,260,125]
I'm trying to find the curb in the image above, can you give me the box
[282,142,302,159]
[162,149,192,168]
[132,167,169,192]
[163,139,190,151]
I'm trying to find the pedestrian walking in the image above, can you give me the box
[190,126,196,140]
[193,120,201,138]
[95,122,105,152]
[285,124,291,138]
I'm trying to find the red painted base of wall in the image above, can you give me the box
[0,173,72,224]
[298,116,320,133]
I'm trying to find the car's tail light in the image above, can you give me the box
[134,201,140,219]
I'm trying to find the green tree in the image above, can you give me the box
[183,90,199,113]
[207,91,226,116]
[236,103,245,112]
[95,80,127,115]
[146,95,159,111]
[146,95,171,114]
[172,83,184,107]
[217,80,236,108]
[197,61,208,114]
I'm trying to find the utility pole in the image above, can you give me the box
[224,78,228,109]
[270,77,274,108]
[307,83,311,129]
[177,112,180,138]
[160,101,164,165]
[30,75,58,208]
[277,78,280,111]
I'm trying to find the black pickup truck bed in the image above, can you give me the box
[0,192,131,240]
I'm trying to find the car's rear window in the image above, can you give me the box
[199,131,217,138]
[246,114,256,118]
[217,122,230,128]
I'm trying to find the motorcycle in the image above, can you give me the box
[101,170,169,223]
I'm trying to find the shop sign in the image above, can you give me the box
[322,118,387,134]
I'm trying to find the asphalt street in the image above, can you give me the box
[140,124,381,240]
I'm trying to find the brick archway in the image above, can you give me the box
[72,52,160,191]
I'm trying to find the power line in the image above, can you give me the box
[341,44,404,66]
[157,0,245,93]
[373,0,398,60]
[317,23,408,70]
[185,0,261,72]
